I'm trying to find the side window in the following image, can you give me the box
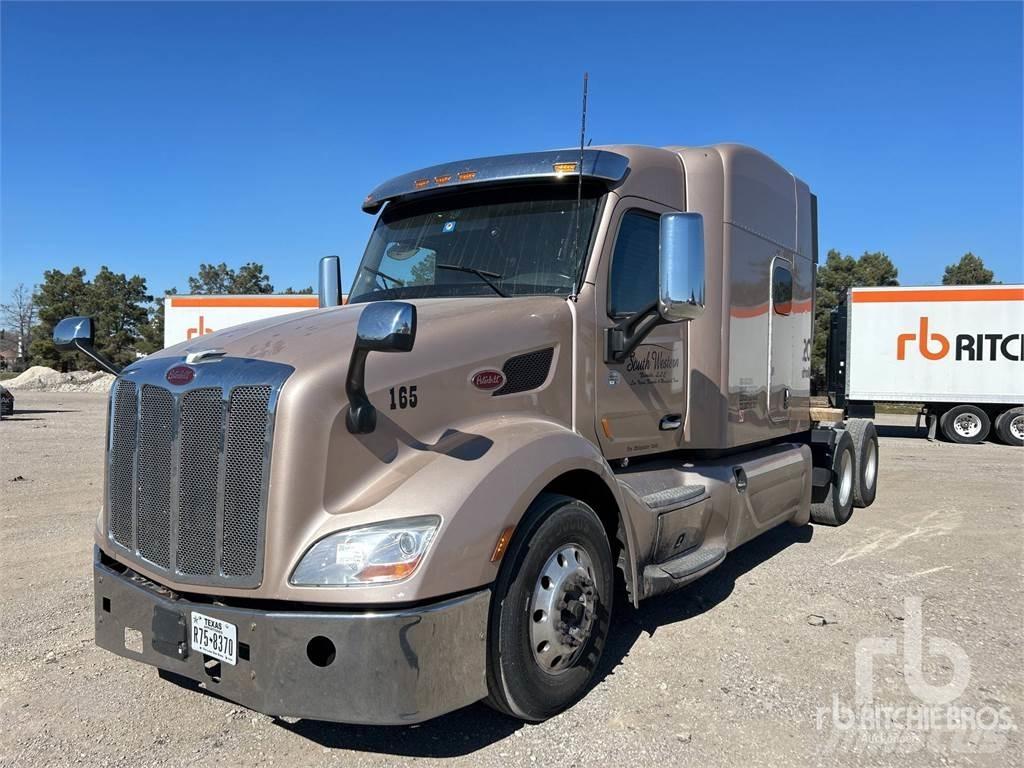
[609,211,660,317]
[772,262,793,316]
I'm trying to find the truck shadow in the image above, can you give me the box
[276,522,814,757]
[875,424,925,439]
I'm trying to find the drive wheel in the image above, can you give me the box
[484,494,613,722]
[810,430,856,526]
[994,407,1024,446]
[845,418,879,508]
[939,405,990,444]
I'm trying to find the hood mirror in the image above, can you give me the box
[52,316,122,375]
[346,301,417,434]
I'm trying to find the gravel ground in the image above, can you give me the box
[1,392,1021,768]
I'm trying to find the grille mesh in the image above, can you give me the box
[136,386,173,567]
[105,372,277,586]
[494,348,554,396]
[222,386,271,576]
[108,380,138,548]
[177,388,223,575]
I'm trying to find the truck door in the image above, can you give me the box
[594,202,685,459]
[768,257,795,422]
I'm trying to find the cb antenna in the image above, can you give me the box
[570,72,589,300]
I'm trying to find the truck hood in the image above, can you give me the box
[135,293,574,550]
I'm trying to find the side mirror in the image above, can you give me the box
[52,316,122,375]
[319,255,343,308]
[346,301,417,434]
[53,316,95,350]
[355,301,417,353]
[658,212,706,322]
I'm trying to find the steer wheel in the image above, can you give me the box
[483,494,613,722]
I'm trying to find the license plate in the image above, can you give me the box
[190,611,237,665]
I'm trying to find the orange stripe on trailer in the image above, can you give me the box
[170,296,320,308]
[852,288,1024,303]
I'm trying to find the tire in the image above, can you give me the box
[844,418,879,508]
[484,494,613,722]
[939,405,991,444]
[810,430,856,526]
[994,406,1024,446]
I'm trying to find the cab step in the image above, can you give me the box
[640,485,705,510]
[641,544,727,598]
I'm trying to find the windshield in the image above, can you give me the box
[349,183,602,303]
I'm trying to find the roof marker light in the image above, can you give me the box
[457,171,477,182]
[413,178,430,189]
[434,174,452,185]
[553,162,578,174]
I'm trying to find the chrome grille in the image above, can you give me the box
[108,379,137,548]
[136,386,173,568]
[177,388,223,576]
[223,386,271,576]
[105,358,290,588]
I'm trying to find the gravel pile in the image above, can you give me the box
[4,365,116,393]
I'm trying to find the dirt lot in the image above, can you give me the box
[1,392,1021,768]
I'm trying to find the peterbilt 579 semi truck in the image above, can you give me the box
[55,143,880,725]
[827,284,1024,445]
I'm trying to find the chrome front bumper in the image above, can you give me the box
[93,556,490,725]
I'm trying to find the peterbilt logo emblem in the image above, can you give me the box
[471,369,505,391]
[166,365,196,385]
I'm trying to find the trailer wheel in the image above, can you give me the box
[844,418,879,508]
[484,494,613,722]
[994,407,1024,446]
[939,405,990,444]
[810,430,856,526]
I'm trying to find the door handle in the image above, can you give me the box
[659,414,682,431]
[783,387,791,409]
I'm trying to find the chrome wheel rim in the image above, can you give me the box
[1010,415,1024,441]
[838,449,853,507]
[529,543,597,675]
[954,413,982,438]
[863,440,878,491]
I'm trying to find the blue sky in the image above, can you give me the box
[2,1,1022,300]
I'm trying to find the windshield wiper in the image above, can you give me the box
[436,264,507,297]
[360,265,405,289]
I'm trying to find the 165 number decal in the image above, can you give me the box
[389,385,418,410]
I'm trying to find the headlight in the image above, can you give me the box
[290,516,440,587]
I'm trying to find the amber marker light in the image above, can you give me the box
[457,171,477,181]
[355,561,418,581]
[413,178,430,189]
[553,162,578,174]
[490,526,515,562]
[434,174,452,184]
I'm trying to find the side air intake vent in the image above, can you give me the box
[494,347,554,396]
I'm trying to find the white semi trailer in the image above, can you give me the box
[827,284,1024,445]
